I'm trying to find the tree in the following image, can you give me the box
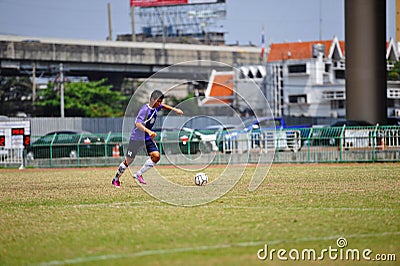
[35,78,128,117]
[388,61,400,81]
[0,76,33,116]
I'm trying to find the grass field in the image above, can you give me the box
[0,163,399,265]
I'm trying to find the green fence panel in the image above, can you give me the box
[24,126,400,168]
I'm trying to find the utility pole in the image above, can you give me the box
[397,0,400,43]
[32,62,36,102]
[319,0,322,40]
[59,63,65,118]
[107,2,113,41]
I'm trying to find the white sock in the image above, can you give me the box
[136,158,155,176]
[115,162,127,179]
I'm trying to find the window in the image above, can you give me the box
[325,64,331,73]
[335,70,345,79]
[323,91,345,100]
[387,99,400,108]
[38,135,55,144]
[289,94,307,104]
[330,100,345,110]
[288,64,307,74]
[255,70,263,78]
[57,134,77,143]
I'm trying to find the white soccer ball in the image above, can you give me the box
[194,172,208,186]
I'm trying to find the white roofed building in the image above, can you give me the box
[197,36,400,120]
[265,36,400,119]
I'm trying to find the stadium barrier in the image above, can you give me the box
[221,129,302,154]
[0,147,25,168]
[3,125,399,168]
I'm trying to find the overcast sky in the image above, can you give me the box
[0,0,396,46]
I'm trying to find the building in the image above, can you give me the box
[266,36,400,119]
[195,36,400,121]
[197,66,267,117]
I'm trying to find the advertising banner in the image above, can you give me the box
[130,0,223,7]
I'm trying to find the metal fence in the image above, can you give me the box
[1,125,399,168]
[273,125,400,163]
[0,147,25,168]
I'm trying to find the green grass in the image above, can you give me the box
[0,163,399,265]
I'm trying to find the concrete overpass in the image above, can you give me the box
[0,35,262,89]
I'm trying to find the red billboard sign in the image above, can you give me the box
[130,0,187,7]
[130,0,222,7]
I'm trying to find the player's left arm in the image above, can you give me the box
[162,103,184,115]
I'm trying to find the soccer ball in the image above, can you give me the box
[194,172,208,186]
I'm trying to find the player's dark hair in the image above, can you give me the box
[150,90,164,101]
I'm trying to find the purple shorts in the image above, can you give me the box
[126,139,159,158]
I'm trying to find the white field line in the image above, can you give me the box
[36,231,400,266]
[68,195,398,212]
[72,204,398,212]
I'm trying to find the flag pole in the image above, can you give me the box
[260,25,266,61]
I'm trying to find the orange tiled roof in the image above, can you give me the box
[201,72,234,105]
[267,40,345,62]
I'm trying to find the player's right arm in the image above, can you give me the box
[135,122,156,139]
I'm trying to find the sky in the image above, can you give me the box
[0,0,396,46]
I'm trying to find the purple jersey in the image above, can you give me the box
[130,104,162,141]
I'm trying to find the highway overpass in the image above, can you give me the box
[0,35,262,89]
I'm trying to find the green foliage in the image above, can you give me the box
[35,78,127,117]
[388,61,400,81]
[0,76,33,116]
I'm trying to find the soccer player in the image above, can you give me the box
[112,90,183,187]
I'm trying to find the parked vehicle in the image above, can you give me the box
[210,125,236,152]
[310,120,374,147]
[153,127,215,154]
[27,131,106,160]
[153,128,196,154]
[216,117,306,153]
[204,124,236,133]
[330,120,373,127]
[387,118,400,126]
